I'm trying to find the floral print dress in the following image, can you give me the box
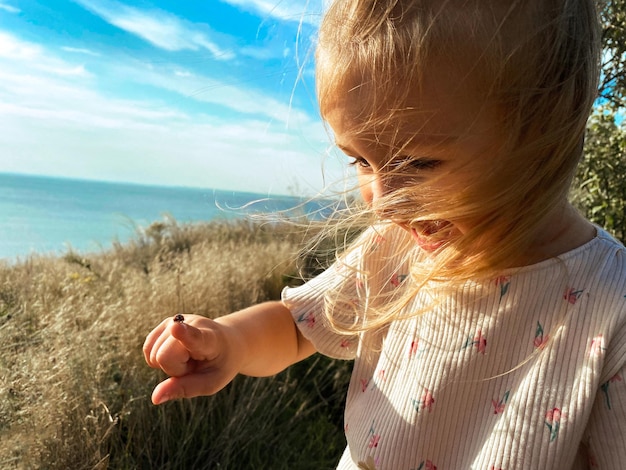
[282,224,626,470]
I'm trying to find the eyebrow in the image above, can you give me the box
[335,143,355,155]
[335,135,458,155]
[402,133,462,147]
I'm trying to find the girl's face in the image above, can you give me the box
[324,63,502,252]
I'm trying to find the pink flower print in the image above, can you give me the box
[590,334,606,356]
[412,389,435,413]
[462,329,487,354]
[367,234,386,253]
[489,467,504,470]
[297,311,315,328]
[368,434,381,448]
[367,421,381,448]
[340,338,351,349]
[360,378,370,392]
[495,275,511,303]
[422,390,435,412]
[563,287,584,304]
[534,321,549,349]
[415,460,437,470]
[377,369,386,382]
[390,272,408,287]
[545,407,563,421]
[600,373,622,410]
[409,339,426,358]
[492,390,510,414]
[544,407,566,442]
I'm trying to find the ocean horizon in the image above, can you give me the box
[0,173,328,262]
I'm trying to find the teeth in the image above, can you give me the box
[422,224,436,235]
[407,219,452,251]
[416,220,447,235]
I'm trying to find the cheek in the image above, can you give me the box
[357,172,418,207]
[357,173,374,205]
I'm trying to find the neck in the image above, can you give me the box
[522,202,595,265]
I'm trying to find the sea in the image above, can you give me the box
[0,173,331,262]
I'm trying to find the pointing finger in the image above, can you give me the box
[169,318,221,363]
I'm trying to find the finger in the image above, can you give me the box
[149,323,178,369]
[148,318,197,368]
[169,319,221,362]
[154,335,193,377]
[143,318,170,367]
[151,369,236,405]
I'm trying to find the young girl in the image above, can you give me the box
[143,1,626,468]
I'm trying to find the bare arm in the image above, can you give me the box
[215,300,316,376]
[143,301,316,404]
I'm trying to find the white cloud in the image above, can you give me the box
[0,31,41,59]
[0,102,336,194]
[0,29,312,127]
[40,63,92,77]
[0,46,191,130]
[61,46,101,56]
[0,30,339,195]
[114,60,313,126]
[0,32,93,79]
[0,3,19,14]
[74,0,235,59]
[220,0,324,26]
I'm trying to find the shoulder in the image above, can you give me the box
[570,227,626,300]
[585,228,626,381]
[586,228,626,318]
[594,226,626,264]
[593,226,625,256]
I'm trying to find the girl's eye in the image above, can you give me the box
[391,157,442,171]
[348,157,371,169]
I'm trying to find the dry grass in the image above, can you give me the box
[0,218,349,469]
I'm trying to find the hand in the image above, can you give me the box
[143,314,244,405]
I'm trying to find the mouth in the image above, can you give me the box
[408,220,452,252]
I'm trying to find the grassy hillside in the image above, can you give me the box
[0,218,350,469]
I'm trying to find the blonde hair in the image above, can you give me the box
[311,0,601,333]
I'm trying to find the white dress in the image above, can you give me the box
[282,224,626,469]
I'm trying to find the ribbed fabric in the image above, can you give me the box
[282,225,626,470]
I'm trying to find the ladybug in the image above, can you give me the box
[173,314,185,323]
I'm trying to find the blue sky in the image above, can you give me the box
[0,0,348,196]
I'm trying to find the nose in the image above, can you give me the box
[358,172,382,206]
[359,171,399,209]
